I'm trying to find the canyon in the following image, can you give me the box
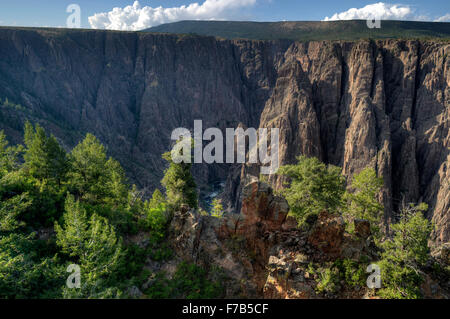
[0,27,448,246]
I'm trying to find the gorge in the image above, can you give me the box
[0,27,448,246]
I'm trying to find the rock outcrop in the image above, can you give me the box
[166,181,378,298]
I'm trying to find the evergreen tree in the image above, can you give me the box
[67,134,127,206]
[66,133,109,202]
[23,122,68,184]
[0,130,22,178]
[378,203,432,299]
[143,190,168,243]
[161,142,198,210]
[278,156,346,225]
[148,189,166,210]
[0,193,32,232]
[55,195,124,298]
[344,168,384,237]
[0,233,64,299]
[210,199,224,218]
[55,195,89,258]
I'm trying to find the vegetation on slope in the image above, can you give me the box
[0,123,223,299]
[145,20,450,41]
[278,156,448,299]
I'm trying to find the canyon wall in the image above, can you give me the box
[0,28,448,244]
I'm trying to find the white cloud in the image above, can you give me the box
[89,0,257,31]
[435,14,450,22]
[323,2,415,21]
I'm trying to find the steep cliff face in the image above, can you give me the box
[254,40,449,245]
[0,28,448,244]
[0,28,288,194]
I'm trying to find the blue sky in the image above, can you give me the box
[1,1,449,30]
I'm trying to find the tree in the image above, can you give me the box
[23,122,68,184]
[0,193,32,232]
[55,195,89,258]
[55,195,124,298]
[383,202,431,266]
[148,189,166,210]
[277,156,346,225]
[210,199,224,218]
[143,190,168,243]
[0,233,64,299]
[1,125,65,228]
[161,142,198,210]
[378,202,431,299]
[103,158,129,208]
[67,134,127,206]
[344,167,384,237]
[0,130,22,178]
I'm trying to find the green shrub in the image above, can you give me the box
[335,259,367,288]
[316,267,340,294]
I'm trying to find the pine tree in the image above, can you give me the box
[55,195,124,297]
[55,195,89,258]
[161,143,198,210]
[0,193,32,232]
[344,167,384,237]
[148,189,166,209]
[378,202,432,299]
[0,130,22,177]
[210,199,224,218]
[0,233,64,298]
[23,122,68,184]
[67,134,127,205]
[278,156,346,225]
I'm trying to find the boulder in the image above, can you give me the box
[307,211,345,256]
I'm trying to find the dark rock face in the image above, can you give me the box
[0,28,448,245]
[228,40,449,246]
[0,28,289,196]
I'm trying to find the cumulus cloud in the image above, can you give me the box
[323,2,415,21]
[435,14,450,22]
[89,0,257,31]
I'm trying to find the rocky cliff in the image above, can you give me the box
[164,181,449,299]
[0,28,448,244]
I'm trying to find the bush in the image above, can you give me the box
[316,267,340,294]
[335,259,367,288]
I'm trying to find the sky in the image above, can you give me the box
[0,0,450,30]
